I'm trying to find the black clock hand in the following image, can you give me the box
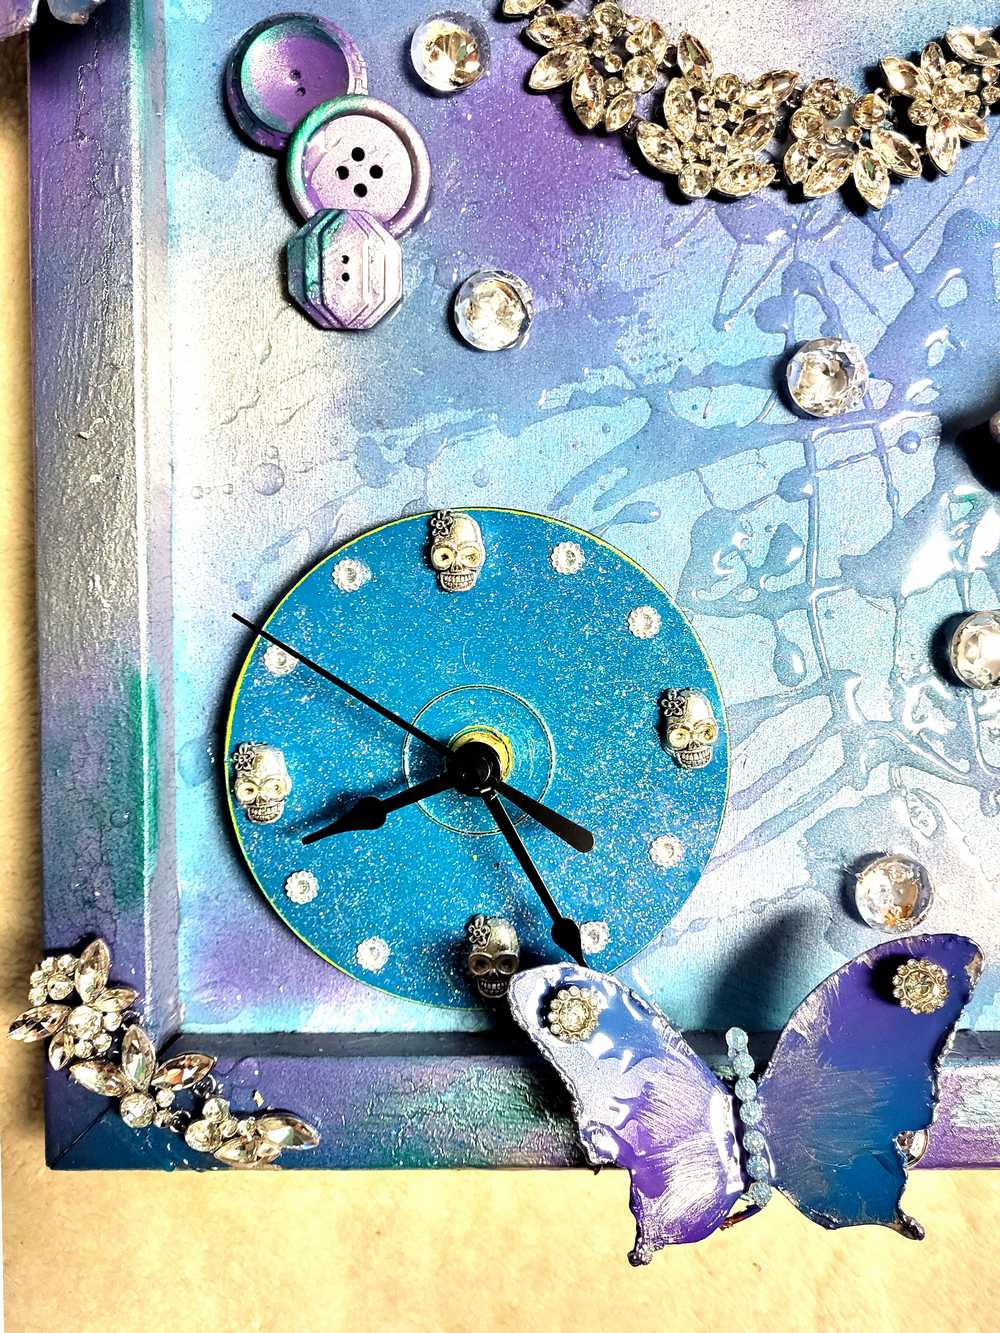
[493,782,594,853]
[302,774,453,844]
[482,790,586,967]
[232,614,594,854]
[232,613,449,756]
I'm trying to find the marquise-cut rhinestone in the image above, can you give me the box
[803,148,854,196]
[715,159,775,197]
[869,127,923,176]
[590,3,625,41]
[947,25,1000,65]
[572,66,606,129]
[529,44,587,90]
[636,121,683,172]
[623,55,657,94]
[853,148,890,208]
[744,69,798,109]
[604,89,636,131]
[676,33,713,82]
[926,117,960,171]
[526,12,589,49]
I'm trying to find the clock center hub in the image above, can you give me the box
[401,684,555,836]
[448,725,514,782]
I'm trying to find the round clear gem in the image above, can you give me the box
[550,541,585,575]
[897,1128,930,1165]
[332,558,372,593]
[580,920,609,955]
[950,610,1000,689]
[201,1096,230,1123]
[649,834,683,869]
[185,1119,224,1153]
[854,854,934,932]
[746,1152,769,1179]
[747,1180,772,1207]
[627,605,661,639]
[739,1099,763,1126]
[356,936,391,973]
[47,975,74,1000]
[410,14,489,93]
[120,1092,156,1129]
[786,338,869,417]
[453,271,534,351]
[263,643,297,677]
[734,1076,757,1101]
[725,1026,749,1052]
[732,1051,755,1076]
[28,987,47,1006]
[284,870,320,905]
[743,1128,766,1153]
[67,1005,102,1039]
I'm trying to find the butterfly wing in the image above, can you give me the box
[756,933,982,1238]
[508,964,745,1264]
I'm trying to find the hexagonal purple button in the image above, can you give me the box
[286,209,403,331]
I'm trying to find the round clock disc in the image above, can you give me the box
[225,509,729,1007]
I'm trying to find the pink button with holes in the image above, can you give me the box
[286,95,431,237]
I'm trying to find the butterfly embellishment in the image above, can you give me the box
[508,934,982,1264]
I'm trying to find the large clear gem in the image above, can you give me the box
[786,338,868,416]
[854,855,934,932]
[453,270,534,351]
[410,14,489,93]
[950,610,1000,688]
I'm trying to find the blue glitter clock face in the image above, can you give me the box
[226,509,729,1007]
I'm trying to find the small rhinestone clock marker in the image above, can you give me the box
[628,606,661,639]
[284,870,319,905]
[546,984,605,1042]
[580,920,609,954]
[649,835,683,869]
[264,643,298,677]
[786,338,869,417]
[356,937,391,973]
[893,958,949,1015]
[551,541,585,575]
[332,557,372,592]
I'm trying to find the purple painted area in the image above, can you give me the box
[509,965,745,1262]
[224,14,367,152]
[759,933,983,1235]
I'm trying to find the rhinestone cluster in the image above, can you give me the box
[9,938,320,1168]
[506,3,1000,206]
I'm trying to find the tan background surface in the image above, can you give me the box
[0,34,998,1333]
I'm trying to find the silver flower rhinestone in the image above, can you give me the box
[453,270,534,351]
[580,920,609,955]
[628,605,661,639]
[649,835,684,869]
[786,338,869,417]
[284,870,319,905]
[332,558,371,593]
[551,541,586,575]
[854,855,934,932]
[950,610,1000,689]
[356,937,391,973]
[263,643,298,677]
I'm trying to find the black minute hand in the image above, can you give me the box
[232,614,595,855]
[482,791,586,967]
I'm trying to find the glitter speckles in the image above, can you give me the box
[551,541,586,575]
[264,644,298,677]
[332,558,372,593]
[649,835,683,869]
[284,870,319,905]
[628,605,661,639]
[356,937,391,973]
[580,920,609,954]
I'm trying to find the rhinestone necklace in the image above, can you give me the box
[503,1,1000,207]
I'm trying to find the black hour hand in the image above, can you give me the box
[303,774,452,844]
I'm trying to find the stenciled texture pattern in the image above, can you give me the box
[26,1,1000,1165]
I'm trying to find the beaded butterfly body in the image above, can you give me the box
[508,934,982,1264]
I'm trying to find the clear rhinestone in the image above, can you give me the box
[263,644,297,677]
[453,271,534,351]
[185,1118,224,1154]
[332,558,371,593]
[201,1096,230,1123]
[356,936,391,973]
[950,610,1000,689]
[120,1092,157,1129]
[66,1004,102,1039]
[725,1026,749,1052]
[897,1129,930,1164]
[732,1051,755,1076]
[410,15,489,93]
[786,338,868,417]
[854,854,934,931]
[580,920,609,955]
[649,834,683,869]
[627,605,661,639]
[550,541,585,575]
[284,870,320,905]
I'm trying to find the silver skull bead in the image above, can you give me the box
[659,689,719,771]
[232,743,293,824]
[465,915,520,1000]
[429,510,486,593]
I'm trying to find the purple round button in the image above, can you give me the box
[286,95,431,237]
[225,14,367,152]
